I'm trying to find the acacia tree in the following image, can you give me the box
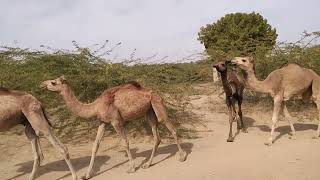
[198,12,277,57]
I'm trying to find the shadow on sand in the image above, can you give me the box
[232,116,256,140]
[255,122,318,143]
[232,116,318,144]
[94,142,193,178]
[6,142,193,180]
[5,155,110,180]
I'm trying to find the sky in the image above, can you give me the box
[1,0,320,62]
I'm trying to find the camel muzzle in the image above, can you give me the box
[230,60,237,65]
[39,83,47,89]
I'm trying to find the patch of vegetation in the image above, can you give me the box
[0,46,212,141]
[198,12,277,57]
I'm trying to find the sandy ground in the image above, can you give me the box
[1,83,320,180]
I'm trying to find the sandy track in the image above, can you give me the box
[1,83,320,180]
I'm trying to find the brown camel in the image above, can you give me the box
[41,76,187,180]
[0,87,77,180]
[213,61,247,142]
[231,57,320,145]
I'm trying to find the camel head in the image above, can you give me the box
[231,57,255,72]
[41,76,67,92]
[212,61,228,73]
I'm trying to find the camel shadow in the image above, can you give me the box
[255,123,318,143]
[94,142,193,177]
[232,116,255,140]
[5,155,110,180]
[133,142,193,167]
[7,142,193,180]
[243,116,256,128]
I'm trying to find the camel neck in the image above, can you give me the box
[60,85,98,119]
[246,70,270,94]
[220,72,232,95]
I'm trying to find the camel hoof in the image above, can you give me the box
[227,138,234,142]
[141,162,151,169]
[126,166,136,173]
[177,151,187,162]
[264,141,273,146]
[312,135,319,139]
[80,175,91,180]
[289,136,296,140]
[242,129,248,133]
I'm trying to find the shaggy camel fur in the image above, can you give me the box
[41,76,187,180]
[213,61,247,142]
[0,87,77,180]
[231,57,320,145]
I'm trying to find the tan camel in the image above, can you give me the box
[231,57,320,145]
[41,76,187,180]
[0,87,77,180]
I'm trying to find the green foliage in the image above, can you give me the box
[198,12,277,58]
[0,47,212,141]
[254,32,320,80]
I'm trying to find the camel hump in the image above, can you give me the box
[0,87,9,92]
[127,81,142,89]
[282,63,304,70]
[0,87,11,95]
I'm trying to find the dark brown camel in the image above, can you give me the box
[213,61,248,142]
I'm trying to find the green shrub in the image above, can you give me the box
[0,47,212,140]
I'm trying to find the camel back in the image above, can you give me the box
[0,87,9,92]
[101,81,144,104]
[126,81,142,89]
[0,87,11,95]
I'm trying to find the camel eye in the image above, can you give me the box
[242,59,246,62]
[51,82,57,86]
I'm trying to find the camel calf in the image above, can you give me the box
[213,61,247,142]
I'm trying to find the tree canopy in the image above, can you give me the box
[198,12,277,56]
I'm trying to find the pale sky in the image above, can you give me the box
[1,0,319,62]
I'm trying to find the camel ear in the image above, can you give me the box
[248,56,254,63]
[59,75,66,83]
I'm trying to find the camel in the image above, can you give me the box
[212,67,220,83]
[0,87,77,180]
[41,76,187,180]
[213,61,247,142]
[231,56,320,145]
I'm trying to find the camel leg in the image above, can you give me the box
[25,124,40,180]
[227,104,234,142]
[82,123,105,180]
[232,101,241,133]
[111,121,135,173]
[265,97,282,146]
[142,110,161,169]
[151,94,187,162]
[36,138,44,163]
[45,132,78,180]
[163,120,187,162]
[314,100,320,138]
[283,104,296,138]
[23,107,78,180]
[238,97,248,133]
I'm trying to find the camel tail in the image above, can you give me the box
[150,93,169,122]
[41,107,53,127]
[302,81,313,103]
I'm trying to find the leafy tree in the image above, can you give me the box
[198,12,277,57]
